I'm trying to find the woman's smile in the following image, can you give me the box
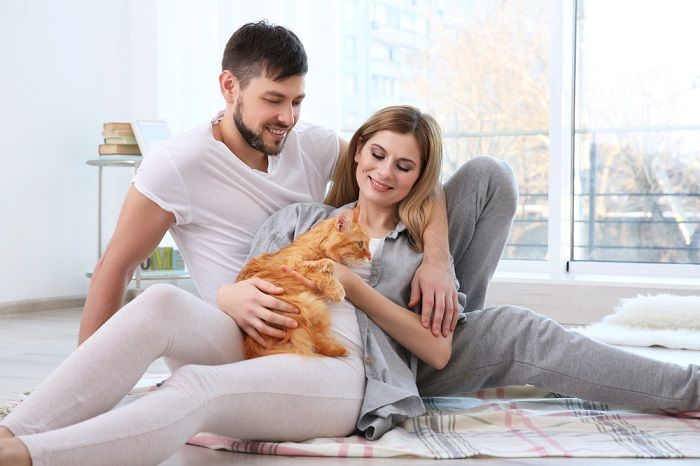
[368,176,393,192]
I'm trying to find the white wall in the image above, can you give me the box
[156,0,341,134]
[0,0,341,304]
[0,0,136,302]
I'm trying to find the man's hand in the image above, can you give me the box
[408,259,459,337]
[217,278,299,347]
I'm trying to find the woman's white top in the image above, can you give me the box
[330,237,384,346]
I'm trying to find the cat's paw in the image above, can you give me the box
[300,259,334,275]
[326,279,346,303]
[317,258,335,274]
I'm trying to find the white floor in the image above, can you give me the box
[2,307,700,466]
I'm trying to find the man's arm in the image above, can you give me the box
[408,186,460,337]
[78,186,175,344]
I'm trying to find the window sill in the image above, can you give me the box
[492,270,700,290]
[487,270,700,326]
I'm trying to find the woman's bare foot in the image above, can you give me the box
[0,438,32,466]
[0,427,14,440]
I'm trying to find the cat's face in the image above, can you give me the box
[327,214,372,265]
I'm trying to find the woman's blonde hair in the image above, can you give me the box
[324,105,443,251]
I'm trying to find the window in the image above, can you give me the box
[344,37,357,59]
[339,0,700,275]
[400,12,415,31]
[573,0,700,265]
[371,75,395,98]
[370,42,390,61]
[343,0,358,21]
[341,0,551,261]
[344,74,358,96]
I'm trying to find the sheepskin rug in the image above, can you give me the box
[575,294,700,350]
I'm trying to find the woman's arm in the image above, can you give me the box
[338,265,453,370]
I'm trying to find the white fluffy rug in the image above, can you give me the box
[575,294,700,350]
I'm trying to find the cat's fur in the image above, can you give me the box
[237,208,372,359]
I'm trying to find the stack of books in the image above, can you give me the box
[140,247,185,271]
[99,122,141,156]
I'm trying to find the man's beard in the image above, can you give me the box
[233,99,288,156]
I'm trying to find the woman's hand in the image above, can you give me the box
[216,279,299,347]
[408,259,459,337]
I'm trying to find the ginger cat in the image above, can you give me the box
[237,207,372,359]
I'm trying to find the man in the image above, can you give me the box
[79,21,473,346]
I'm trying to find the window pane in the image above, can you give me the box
[340,0,551,260]
[573,0,700,264]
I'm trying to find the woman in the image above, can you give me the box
[1,106,698,465]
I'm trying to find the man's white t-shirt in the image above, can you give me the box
[132,115,339,304]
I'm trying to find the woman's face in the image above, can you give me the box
[354,130,422,210]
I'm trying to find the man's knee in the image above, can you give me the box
[140,283,185,302]
[126,284,194,325]
[486,305,557,350]
[446,156,518,211]
[489,305,547,326]
[450,156,513,183]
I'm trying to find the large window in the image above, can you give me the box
[573,0,700,265]
[339,0,700,272]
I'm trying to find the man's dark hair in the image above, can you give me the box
[222,20,308,88]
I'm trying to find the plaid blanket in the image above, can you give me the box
[3,386,700,458]
[188,386,700,458]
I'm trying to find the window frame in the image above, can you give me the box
[495,0,700,282]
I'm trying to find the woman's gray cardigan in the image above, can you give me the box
[247,202,466,439]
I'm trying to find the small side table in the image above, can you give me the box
[86,156,190,290]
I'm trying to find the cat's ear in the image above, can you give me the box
[352,206,360,222]
[336,209,353,232]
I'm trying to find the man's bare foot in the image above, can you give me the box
[0,438,32,466]
[0,426,14,440]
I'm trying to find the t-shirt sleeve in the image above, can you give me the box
[298,124,340,190]
[132,146,192,225]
